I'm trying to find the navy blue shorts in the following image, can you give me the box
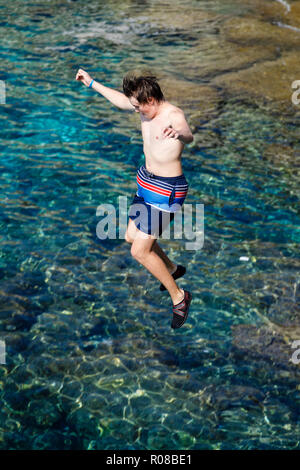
[128,167,188,237]
[128,193,175,237]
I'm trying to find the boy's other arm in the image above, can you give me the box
[75,68,135,111]
[162,109,194,144]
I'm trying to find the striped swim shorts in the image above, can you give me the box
[128,165,189,237]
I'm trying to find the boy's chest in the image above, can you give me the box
[141,115,171,144]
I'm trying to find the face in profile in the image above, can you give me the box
[129,96,157,118]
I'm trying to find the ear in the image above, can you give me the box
[148,97,155,105]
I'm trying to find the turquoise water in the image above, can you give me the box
[1,0,300,450]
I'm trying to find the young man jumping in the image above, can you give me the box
[76,69,193,329]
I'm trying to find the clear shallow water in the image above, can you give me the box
[1,0,300,450]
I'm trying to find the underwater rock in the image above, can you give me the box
[165,373,201,393]
[3,332,29,354]
[83,315,121,340]
[222,16,300,50]
[265,300,300,341]
[238,271,298,306]
[231,324,297,369]
[201,383,265,411]
[10,313,36,332]
[95,436,139,450]
[249,274,300,341]
[30,355,80,378]
[139,4,219,32]
[147,424,176,450]
[60,379,83,400]
[2,431,31,450]
[106,392,128,418]
[28,293,54,315]
[31,310,84,340]
[67,408,101,440]
[213,51,300,115]
[262,396,295,426]
[44,250,104,300]
[173,430,195,449]
[119,356,140,372]
[167,36,278,82]
[268,300,300,327]
[32,430,79,450]
[140,376,166,393]
[281,1,300,29]
[262,143,299,167]
[105,0,220,33]
[2,389,31,413]
[247,0,291,22]
[101,250,133,272]
[81,392,108,412]
[150,346,179,367]
[138,406,165,426]
[163,410,193,430]
[5,270,47,297]
[4,364,35,389]
[213,11,300,113]
[130,394,151,409]
[108,418,138,442]
[0,296,26,332]
[160,77,221,116]
[27,399,62,428]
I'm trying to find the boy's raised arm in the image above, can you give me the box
[75,68,135,111]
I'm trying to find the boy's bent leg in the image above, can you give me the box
[152,241,176,273]
[126,219,176,272]
[130,231,184,306]
[126,220,185,292]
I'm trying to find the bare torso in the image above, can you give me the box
[140,101,184,177]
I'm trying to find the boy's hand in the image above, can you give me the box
[162,126,179,139]
[75,68,93,87]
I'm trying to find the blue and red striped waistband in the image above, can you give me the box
[136,165,189,212]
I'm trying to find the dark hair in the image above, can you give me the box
[122,74,165,104]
